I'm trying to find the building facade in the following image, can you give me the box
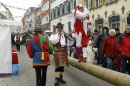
[41,0,50,31]
[80,0,130,33]
[26,10,35,30]
[35,7,42,27]
[50,0,78,33]
[22,7,35,32]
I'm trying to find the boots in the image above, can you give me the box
[77,47,82,62]
[59,75,66,84]
[59,72,66,84]
[82,58,86,62]
[55,72,60,86]
[55,78,59,86]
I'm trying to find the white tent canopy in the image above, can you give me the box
[0,19,23,73]
[0,19,23,33]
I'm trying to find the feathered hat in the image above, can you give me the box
[56,22,63,28]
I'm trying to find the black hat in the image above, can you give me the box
[56,22,63,28]
[94,29,98,32]
[33,26,42,32]
[115,28,119,31]
[102,27,109,33]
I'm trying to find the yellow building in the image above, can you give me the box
[80,0,129,33]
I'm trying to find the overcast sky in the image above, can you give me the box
[0,0,41,21]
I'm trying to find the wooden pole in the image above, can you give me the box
[68,57,130,86]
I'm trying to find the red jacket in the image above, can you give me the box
[12,49,19,64]
[116,32,130,58]
[102,36,118,57]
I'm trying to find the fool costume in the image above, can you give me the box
[27,27,53,86]
[71,4,91,62]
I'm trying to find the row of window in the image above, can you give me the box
[51,0,76,19]
[89,0,117,9]
[42,1,49,12]
[52,14,130,33]
[95,14,120,31]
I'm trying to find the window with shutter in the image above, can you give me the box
[89,0,93,9]
[62,4,65,14]
[71,0,74,10]
[51,10,53,19]
[95,0,100,7]
[59,4,62,15]
[53,9,55,18]
[109,15,120,29]
[85,0,88,9]
[68,1,70,12]
[74,0,76,8]
[66,2,68,13]
[57,7,60,16]
[56,7,58,17]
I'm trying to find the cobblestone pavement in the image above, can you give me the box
[0,46,114,86]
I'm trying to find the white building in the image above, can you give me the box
[26,10,35,30]
[22,7,35,32]
[50,0,78,33]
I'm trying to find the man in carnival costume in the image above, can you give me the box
[27,26,53,86]
[49,22,74,86]
[71,4,91,62]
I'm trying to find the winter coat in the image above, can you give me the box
[12,49,19,64]
[96,33,109,54]
[86,46,98,63]
[102,36,118,57]
[116,32,130,58]
[92,33,99,46]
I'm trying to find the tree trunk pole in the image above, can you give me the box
[68,57,130,86]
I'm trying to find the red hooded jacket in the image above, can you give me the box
[102,36,118,57]
[116,32,130,58]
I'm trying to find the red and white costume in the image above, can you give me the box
[71,4,91,62]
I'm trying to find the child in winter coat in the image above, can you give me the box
[86,40,98,63]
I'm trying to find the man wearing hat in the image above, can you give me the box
[71,4,91,62]
[49,22,73,86]
[27,26,53,86]
[115,28,122,38]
